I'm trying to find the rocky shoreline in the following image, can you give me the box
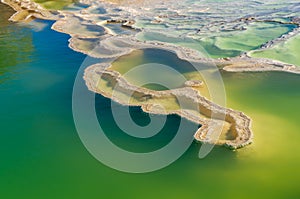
[84,61,253,149]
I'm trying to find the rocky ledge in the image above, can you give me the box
[83,50,253,150]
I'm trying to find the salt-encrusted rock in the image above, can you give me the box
[184,80,204,87]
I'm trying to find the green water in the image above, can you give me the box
[110,48,206,90]
[1,3,300,199]
[250,34,300,67]
[213,23,295,52]
[33,0,76,10]
[136,31,241,58]
[136,22,295,58]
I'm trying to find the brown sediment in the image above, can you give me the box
[0,0,54,22]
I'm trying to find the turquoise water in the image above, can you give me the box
[1,3,300,199]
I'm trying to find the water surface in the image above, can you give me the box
[1,2,300,199]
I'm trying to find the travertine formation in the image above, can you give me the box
[84,61,253,149]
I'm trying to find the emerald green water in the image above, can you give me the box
[250,34,300,67]
[34,0,76,10]
[1,4,300,199]
[136,22,295,58]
